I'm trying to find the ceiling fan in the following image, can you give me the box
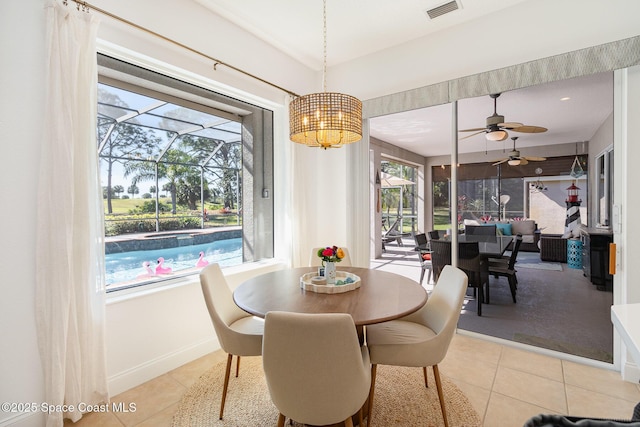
[460,93,548,141]
[492,137,546,166]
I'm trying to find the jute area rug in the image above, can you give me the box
[172,356,481,427]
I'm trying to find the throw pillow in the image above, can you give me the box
[422,253,431,260]
[495,223,512,236]
[511,220,536,235]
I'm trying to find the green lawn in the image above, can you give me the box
[433,207,453,230]
[103,198,147,214]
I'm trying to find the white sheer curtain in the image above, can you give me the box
[36,1,108,426]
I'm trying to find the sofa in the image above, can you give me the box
[464,219,540,252]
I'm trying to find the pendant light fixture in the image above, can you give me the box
[289,0,362,149]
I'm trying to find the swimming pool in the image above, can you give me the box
[105,237,242,286]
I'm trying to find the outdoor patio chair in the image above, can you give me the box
[430,240,488,316]
[413,233,433,285]
[382,216,411,251]
[488,234,523,303]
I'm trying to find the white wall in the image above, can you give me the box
[331,0,640,100]
[0,1,47,426]
[2,0,640,425]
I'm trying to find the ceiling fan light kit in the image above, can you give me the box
[460,93,548,142]
[487,129,509,141]
[289,0,362,149]
[492,136,546,167]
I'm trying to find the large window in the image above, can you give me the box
[98,55,274,291]
[380,160,418,234]
[432,156,586,230]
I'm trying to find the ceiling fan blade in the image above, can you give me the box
[519,158,529,165]
[498,122,523,129]
[492,159,508,166]
[512,125,548,133]
[459,131,485,140]
[523,156,547,161]
[459,127,487,132]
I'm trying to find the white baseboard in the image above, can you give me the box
[621,361,640,384]
[0,412,44,427]
[107,337,220,396]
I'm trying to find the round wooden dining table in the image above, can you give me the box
[233,266,427,326]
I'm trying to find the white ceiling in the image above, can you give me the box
[370,72,613,157]
[194,0,614,158]
[194,0,530,69]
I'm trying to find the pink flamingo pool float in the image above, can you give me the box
[196,251,209,267]
[136,261,156,279]
[155,257,173,275]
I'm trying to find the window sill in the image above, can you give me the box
[106,258,287,305]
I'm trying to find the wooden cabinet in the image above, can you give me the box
[580,228,613,291]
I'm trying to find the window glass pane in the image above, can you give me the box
[98,57,273,292]
[381,160,418,234]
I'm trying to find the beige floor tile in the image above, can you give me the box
[111,374,186,427]
[499,346,563,382]
[483,392,557,427]
[563,360,640,401]
[63,410,124,427]
[169,350,227,388]
[450,333,504,366]
[439,349,498,391]
[566,384,640,420]
[448,376,491,421]
[134,402,180,427]
[492,366,567,413]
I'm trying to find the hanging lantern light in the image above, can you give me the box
[289,0,362,149]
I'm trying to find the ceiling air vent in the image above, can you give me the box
[425,0,460,19]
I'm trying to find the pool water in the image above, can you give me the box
[105,238,242,285]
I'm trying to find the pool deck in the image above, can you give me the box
[105,226,241,254]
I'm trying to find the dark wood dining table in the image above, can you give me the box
[233,266,428,326]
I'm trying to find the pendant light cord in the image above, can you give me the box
[322,0,328,92]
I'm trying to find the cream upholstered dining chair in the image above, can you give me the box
[366,265,468,427]
[263,311,371,427]
[309,246,353,267]
[199,263,264,420]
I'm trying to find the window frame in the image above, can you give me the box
[97,53,274,292]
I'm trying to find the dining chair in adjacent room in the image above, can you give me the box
[309,247,353,267]
[413,233,433,285]
[465,224,497,236]
[429,239,451,283]
[429,240,487,316]
[366,265,468,427]
[199,263,264,420]
[488,234,523,303]
[263,311,371,427]
[458,240,489,316]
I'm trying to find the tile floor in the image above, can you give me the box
[65,243,638,426]
[65,334,640,427]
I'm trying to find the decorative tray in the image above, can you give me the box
[299,271,361,294]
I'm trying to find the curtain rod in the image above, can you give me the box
[70,0,300,97]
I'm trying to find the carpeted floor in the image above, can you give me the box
[457,251,614,363]
[374,242,614,364]
[172,356,481,427]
